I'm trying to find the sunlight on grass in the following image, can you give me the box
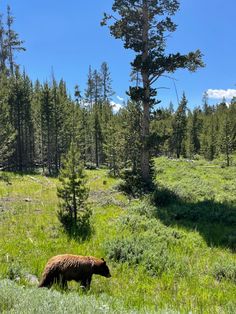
[0,160,236,313]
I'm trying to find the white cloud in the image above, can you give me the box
[111,101,123,112]
[117,95,124,102]
[206,89,236,99]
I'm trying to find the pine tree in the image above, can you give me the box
[100,62,114,102]
[93,70,103,167]
[8,70,34,171]
[217,103,235,167]
[51,78,72,173]
[5,6,25,75]
[171,93,188,158]
[104,115,123,176]
[40,82,54,174]
[0,13,7,72]
[200,114,217,161]
[99,62,114,164]
[32,79,43,167]
[84,66,96,165]
[57,142,90,237]
[122,101,142,173]
[186,107,201,158]
[150,107,173,156]
[0,72,15,168]
[102,0,204,182]
[85,66,95,108]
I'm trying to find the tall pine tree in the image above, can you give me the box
[102,0,204,182]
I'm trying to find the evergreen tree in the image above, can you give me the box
[93,70,103,167]
[102,0,204,182]
[57,142,90,237]
[85,66,95,108]
[0,13,7,72]
[104,114,124,176]
[185,107,201,158]
[99,63,114,164]
[40,82,55,174]
[171,93,188,158]
[217,103,235,166]
[32,79,43,167]
[200,114,217,161]
[0,72,15,167]
[150,107,173,156]
[5,6,25,75]
[51,78,72,173]
[84,66,96,165]
[100,62,114,102]
[122,101,142,173]
[8,70,34,171]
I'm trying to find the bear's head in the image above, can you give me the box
[98,258,111,278]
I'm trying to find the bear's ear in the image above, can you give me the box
[101,258,106,264]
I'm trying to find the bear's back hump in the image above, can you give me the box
[46,254,97,273]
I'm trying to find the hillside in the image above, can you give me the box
[0,159,236,313]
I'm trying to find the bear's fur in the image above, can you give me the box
[38,254,111,289]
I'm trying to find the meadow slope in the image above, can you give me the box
[0,159,236,313]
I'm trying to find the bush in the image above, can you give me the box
[118,170,153,197]
[105,233,176,277]
[85,163,97,170]
[212,260,236,283]
[0,279,138,314]
[6,263,23,281]
[106,237,144,265]
[0,172,11,184]
[128,199,156,218]
[142,247,174,277]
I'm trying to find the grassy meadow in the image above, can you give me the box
[0,158,236,313]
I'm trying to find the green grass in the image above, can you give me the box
[153,157,236,250]
[0,159,236,313]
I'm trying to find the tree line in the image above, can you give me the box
[1,61,236,174]
[0,3,236,179]
[151,94,236,166]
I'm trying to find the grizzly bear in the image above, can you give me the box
[38,254,111,289]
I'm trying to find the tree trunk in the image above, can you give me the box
[95,126,99,168]
[141,101,150,181]
[140,0,151,182]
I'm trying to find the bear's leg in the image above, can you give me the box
[38,275,54,288]
[54,274,68,290]
[60,278,68,290]
[81,276,92,290]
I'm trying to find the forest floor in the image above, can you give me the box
[0,158,236,313]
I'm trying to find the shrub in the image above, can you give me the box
[6,263,22,281]
[105,237,144,265]
[118,170,153,197]
[0,172,11,184]
[128,199,156,218]
[0,279,138,314]
[212,261,236,283]
[142,247,174,277]
[105,233,176,277]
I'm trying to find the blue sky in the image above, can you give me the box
[0,0,236,110]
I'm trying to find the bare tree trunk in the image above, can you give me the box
[140,0,151,182]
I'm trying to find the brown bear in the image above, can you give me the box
[38,254,111,289]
